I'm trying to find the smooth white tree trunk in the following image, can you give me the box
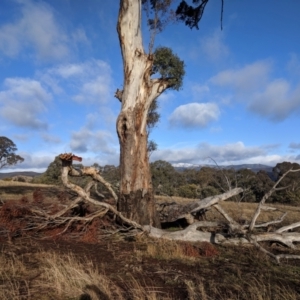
[116,0,169,226]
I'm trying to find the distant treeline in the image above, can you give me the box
[32,157,300,204]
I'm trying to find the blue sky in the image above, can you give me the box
[1,0,300,172]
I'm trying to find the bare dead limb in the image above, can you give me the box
[144,222,221,242]
[249,168,300,231]
[255,232,300,248]
[93,183,105,198]
[68,166,118,202]
[190,188,243,213]
[60,164,142,230]
[276,221,300,233]
[250,235,300,263]
[159,188,243,224]
[253,212,287,228]
[213,204,238,225]
[51,153,300,263]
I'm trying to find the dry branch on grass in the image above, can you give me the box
[55,154,300,262]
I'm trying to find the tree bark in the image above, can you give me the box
[116,0,168,227]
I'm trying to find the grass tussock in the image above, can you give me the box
[136,239,219,261]
[184,276,300,300]
[0,249,122,300]
[37,251,123,299]
[0,246,174,300]
[0,239,300,300]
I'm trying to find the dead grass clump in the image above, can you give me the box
[37,251,123,299]
[142,239,201,261]
[80,219,101,244]
[198,242,219,257]
[184,276,300,300]
[56,190,69,203]
[0,247,173,300]
[0,248,124,300]
[0,200,32,238]
[0,251,34,299]
[33,188,44,204]
[122,274,172,300]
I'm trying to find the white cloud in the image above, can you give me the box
[72,28,89,45]
[289,142,300,149]
[200,30,230,62]
[41,133,61,144]
[0,0,69,60]
[249,79,300,121]
[210,60,300,121]
[54,64,85,78]
[151,142,270,165]
[2,151,54,172]
[43,60,112,104]
[0,78,51,129]
[210,60,272,93]
[169,103,220,128]
[69,120,117,156]
[191,84,210,100]
[13,134,30,142]
[287,53,300,76]
[70,129,114,154]
[210,126,223,133]
[69,112,119,165]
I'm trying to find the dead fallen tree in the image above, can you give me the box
[157,187,243,225]
[14,153,300,263]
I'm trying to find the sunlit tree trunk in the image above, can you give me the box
[116,0,168,226]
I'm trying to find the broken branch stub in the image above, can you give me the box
[59,153,118,202]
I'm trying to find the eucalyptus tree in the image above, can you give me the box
[0,136,24,170]
[116,0,213,226]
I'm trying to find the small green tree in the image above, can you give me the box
[272,162,300,204]
[177,184,199,199]
[0,136,24,170]
[34,156,62,184]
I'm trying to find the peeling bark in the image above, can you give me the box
[116,0,169,226]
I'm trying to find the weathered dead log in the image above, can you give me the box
[143,222,220,242]
[55,153,300,263]
[158,188,243,224]
[249,167,300,231]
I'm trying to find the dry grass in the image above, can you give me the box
[156,195,300,229]
[136,237,219,262]
[0,179,55,188]
[0,246,174,300]
[0,191,299,299]
[137,238,201,261]
[0,237,300,300]
[184,276,300,300]
[122,275,172,300]
[0,248,122,300]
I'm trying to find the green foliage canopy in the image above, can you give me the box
[152,46,185,91]
[0,136,24,169]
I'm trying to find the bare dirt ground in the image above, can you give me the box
[1,183,300,299]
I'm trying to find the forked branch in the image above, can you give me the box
[249,167,300,231]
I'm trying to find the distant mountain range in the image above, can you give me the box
[0,171,42,180]
[173,163,273,173]
[0,164,274,181]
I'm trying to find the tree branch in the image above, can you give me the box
[249,168,300,231]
